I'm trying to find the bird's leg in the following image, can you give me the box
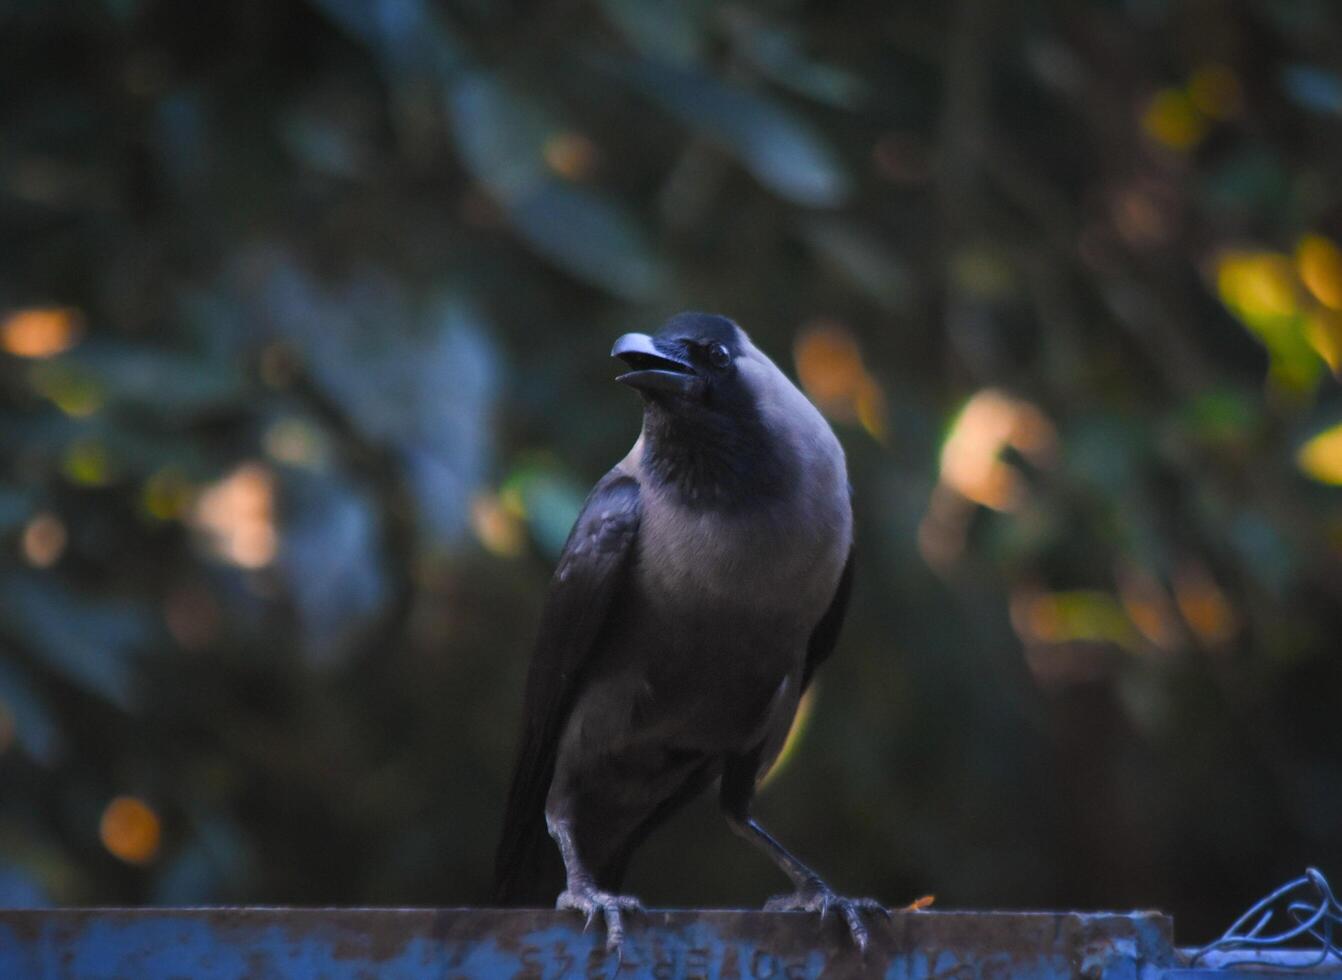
[724,813,888,950]
[720,756,886,951]
[546,811,642,952]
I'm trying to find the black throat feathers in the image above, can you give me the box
[640,401,795,511]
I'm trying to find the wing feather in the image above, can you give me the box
[493,471,641,903]
[801,545,854,692]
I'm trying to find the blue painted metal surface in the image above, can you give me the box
[0,907,1337,978]
[0,907,1174,979]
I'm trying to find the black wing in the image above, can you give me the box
[493,470,641,903]
[801,545,855,692]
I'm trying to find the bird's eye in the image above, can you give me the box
[707,343,732,369]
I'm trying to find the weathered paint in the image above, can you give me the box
[0,908,1175,979]
[0,907,1335,979]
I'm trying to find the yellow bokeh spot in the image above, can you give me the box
[1297,234,1342,311]
[63,440,112,486]
[1305,310,1342,376]
[542,132,598,181]
[794,320,888,442]
[1298,423,1342,486]
[470,492,525,558]
[1214,249,1328,393]
[759,687,815,790]
[1188,65,1242,121]
[498,484,527,520]
[1,307,82,358]
[1009,589,1140,651]
[1142,88,1208,151]
[20,512,67,568]
[143,469,195,522]
[100,795,161,865]
[28,363,103,417]
[855,377,889,444]
[1216,250,1299,321]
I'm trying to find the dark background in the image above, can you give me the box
[2,0,1341,945]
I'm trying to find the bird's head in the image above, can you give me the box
[612,312,812,505]
[611,312,759,418]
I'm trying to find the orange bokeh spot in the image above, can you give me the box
[939,389,1056,512]
[20,512,67,568]
[1,307,81,358]
[794,320,888,442]
[543,132,599,182]
[1172,563,1238,648]
[470,492,526,558]
[1298,234,1342,311]
[99,796,162,865]
[190,462,277,568]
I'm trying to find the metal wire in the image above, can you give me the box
[1188,868,1342,970]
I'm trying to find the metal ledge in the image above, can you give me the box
[0,906,1337,978]
[0,907,1174,979]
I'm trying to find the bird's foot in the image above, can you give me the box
[556,883,643,952]
[765,878,889,952]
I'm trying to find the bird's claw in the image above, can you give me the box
[765,881,887,952]
[557,885,643,952]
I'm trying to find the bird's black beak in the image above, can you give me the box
[612,333,704,398]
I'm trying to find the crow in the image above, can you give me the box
[495,312,883,950]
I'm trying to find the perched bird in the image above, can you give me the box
[494,312,883,949]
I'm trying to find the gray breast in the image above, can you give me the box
[638,465,850,628]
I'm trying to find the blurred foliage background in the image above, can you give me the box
[2,0,1342,943]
